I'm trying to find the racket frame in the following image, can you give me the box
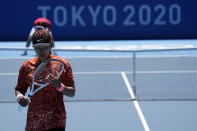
[17,59,64,112]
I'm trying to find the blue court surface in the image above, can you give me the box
[1,40,197,131]
[1,101,197,131]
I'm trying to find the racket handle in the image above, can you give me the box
[17,105,23,112]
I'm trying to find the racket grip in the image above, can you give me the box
[17,105,23,112]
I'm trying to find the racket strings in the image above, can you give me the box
[34,61,64,85]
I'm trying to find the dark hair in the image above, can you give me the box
[32,30,52,45]
[40,22,47,28]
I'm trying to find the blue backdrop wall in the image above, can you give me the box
[1,0,197,41]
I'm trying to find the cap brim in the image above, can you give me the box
[33,43,51,47]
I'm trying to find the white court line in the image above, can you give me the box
[0,73,18,75]
[121,72,150,131]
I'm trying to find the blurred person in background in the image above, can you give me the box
[21,17,55,56]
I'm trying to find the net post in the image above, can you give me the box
[132,51,136,94]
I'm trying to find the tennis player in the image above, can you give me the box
[15,29,75,131]
[21,17,54,56]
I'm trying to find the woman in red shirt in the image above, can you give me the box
[15,29,75,131]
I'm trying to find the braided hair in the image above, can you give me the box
[32,30,53,45]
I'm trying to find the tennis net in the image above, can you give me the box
[0,47,197,102]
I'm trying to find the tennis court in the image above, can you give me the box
[1,40,197,131]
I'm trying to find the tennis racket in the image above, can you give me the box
[17,59,64,112]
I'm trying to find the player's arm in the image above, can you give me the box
[47,60,75,97]
[26,27,35,48]
[21,36,32,56]
[15,64,30,107]
[47,74,75,97]
[62,85,75,97]
[26,36,32,48]
[21,28,34,56]
[15,90,29,107]
[61,62,75,97]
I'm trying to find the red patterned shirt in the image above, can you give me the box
[15,54,75,131]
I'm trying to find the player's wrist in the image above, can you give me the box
[57,83,65,92]
[16,94,24,102]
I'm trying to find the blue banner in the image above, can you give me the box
[1,0,197,41]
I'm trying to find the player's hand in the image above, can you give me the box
[47,74,61,89]
[17,95,30,107]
